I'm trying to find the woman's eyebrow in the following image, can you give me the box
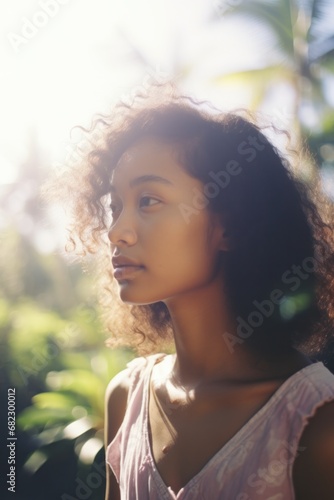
[110,174,174,192]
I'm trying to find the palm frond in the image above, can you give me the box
[213,64,294,85]
[308,0,334,61]
[217,0,295,57]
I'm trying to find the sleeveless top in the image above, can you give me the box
[106,352,334,499]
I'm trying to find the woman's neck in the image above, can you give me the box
[163,277,311,388]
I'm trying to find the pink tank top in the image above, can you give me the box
[106,352,334,499]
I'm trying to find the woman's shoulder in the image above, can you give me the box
[105,352,168,407]
[104,365,133,442]
[105,353,168,441]
[292,399,334,499]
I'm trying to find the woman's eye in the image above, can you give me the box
[139,196,161,208]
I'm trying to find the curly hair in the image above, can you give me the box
[47,83,334,361]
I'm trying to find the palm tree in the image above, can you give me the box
[212,0,334,178]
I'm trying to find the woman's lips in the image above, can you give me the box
[113,265,144,280]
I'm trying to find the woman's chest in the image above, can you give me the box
[148,380,282,495]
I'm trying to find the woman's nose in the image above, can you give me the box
[107,212,137,246]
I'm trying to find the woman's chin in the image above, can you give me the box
[118,287,161,306]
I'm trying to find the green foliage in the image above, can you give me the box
[213,0,334,177]
[14,347,134,499]
[0,219,135,499]
[2,4,332,498]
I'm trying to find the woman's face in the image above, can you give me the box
[108,138,226,305]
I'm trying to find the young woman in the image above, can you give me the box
[58,87,334,499]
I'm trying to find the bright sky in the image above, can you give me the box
[2,0,333,253]
[1,0,280,186]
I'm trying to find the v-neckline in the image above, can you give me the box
[144,353,321,498]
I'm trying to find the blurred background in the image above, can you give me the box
[1,0,334,498]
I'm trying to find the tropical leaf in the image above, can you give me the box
[306,0,334,61]
[216,0,295,58]
[212,0,334,171]
[32,392,78,410]
[17,407,74,430]
[45,369,105,414]
[213,64,294,84]
[309,35,334,62]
